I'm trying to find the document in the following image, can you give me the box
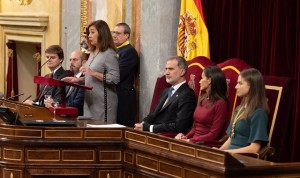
[86,123,126,128]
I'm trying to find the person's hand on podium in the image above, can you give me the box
[23,99,33,105]
[44,97,54,108]
[134,122,143,131]
[175,133,187,140]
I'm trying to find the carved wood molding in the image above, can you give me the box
[0,13,48,30]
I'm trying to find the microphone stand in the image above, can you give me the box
[38,58,51,74]
[7,93,24,100]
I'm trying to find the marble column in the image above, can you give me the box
[139,0,180,119]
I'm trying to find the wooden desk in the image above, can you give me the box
[1,100,300,178]
[0,124,300,178]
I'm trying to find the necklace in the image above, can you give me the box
[230,106,245,138]
[89,50,100,66]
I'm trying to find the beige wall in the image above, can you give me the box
[93,0,125,29]
[0,0,62,94]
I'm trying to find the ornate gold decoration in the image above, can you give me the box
[8,49,13,58]
[7,49,14,96]
[16,0,32,5]
[33,52,41,62]
[80,0,88,37]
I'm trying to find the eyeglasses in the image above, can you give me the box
[111,31,124,35]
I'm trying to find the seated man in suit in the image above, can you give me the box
[24,45,69,107]
[45,50,87,116]
[65,50,87,116]
[134,56,197,133]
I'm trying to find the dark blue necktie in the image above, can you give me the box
[167,87,174,100]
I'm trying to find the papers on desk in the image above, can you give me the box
[86,123,126,128]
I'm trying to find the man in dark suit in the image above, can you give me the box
[134,56,196,133]
[24,45,68,107]
[112,23,139,127]
[64,50,87,116]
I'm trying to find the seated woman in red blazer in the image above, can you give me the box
[175,66,228,143]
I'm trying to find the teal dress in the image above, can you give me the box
[226,108,269,149]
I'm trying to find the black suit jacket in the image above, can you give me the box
[116,44,139,126]
[143,83,196,133]
[34,67,69,106]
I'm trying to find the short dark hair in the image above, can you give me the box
[116,22,131,38]
[167,56,188,75]
[87,20,115,52]
[45,45,64,59]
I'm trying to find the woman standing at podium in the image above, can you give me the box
[64,20,120,122]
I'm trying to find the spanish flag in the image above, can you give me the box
[177,0,210,61]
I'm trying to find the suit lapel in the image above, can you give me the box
[156,91,168,112]
[159,83,187,112]
[54,67,63,79]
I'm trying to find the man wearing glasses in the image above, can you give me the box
[112,23,139,127]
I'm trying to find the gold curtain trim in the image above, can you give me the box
[33,52,41,62]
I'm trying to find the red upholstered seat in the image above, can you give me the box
[65,70,74,77]
[186,56,215,99]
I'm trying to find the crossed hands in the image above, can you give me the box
[175,133,190,142]
[134,122,143,131]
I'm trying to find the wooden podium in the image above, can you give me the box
[34,75,92,115]
[0,123,300,178]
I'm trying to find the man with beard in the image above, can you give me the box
[63,50,87,116]
[45,50,87,116]
[134,56,196,134]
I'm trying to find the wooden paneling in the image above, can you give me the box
[99,151,121,162]
[3,147,23,161]
[85,129,123,139]
[45,129,83,139]
[62,150,95,162]
[0,117,299,178]
[27,149,60,162]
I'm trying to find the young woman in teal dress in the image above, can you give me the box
[219,68,269,153]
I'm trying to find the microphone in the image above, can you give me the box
[38,58,51,74]
[7,93,24,100]
[14,105,21,125]
[22,95,31,102]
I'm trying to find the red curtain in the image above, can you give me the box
[6,41,19,100]
[35,43,42,96]
[202,0,300,162]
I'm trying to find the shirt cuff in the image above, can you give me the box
[150,125,154,132]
